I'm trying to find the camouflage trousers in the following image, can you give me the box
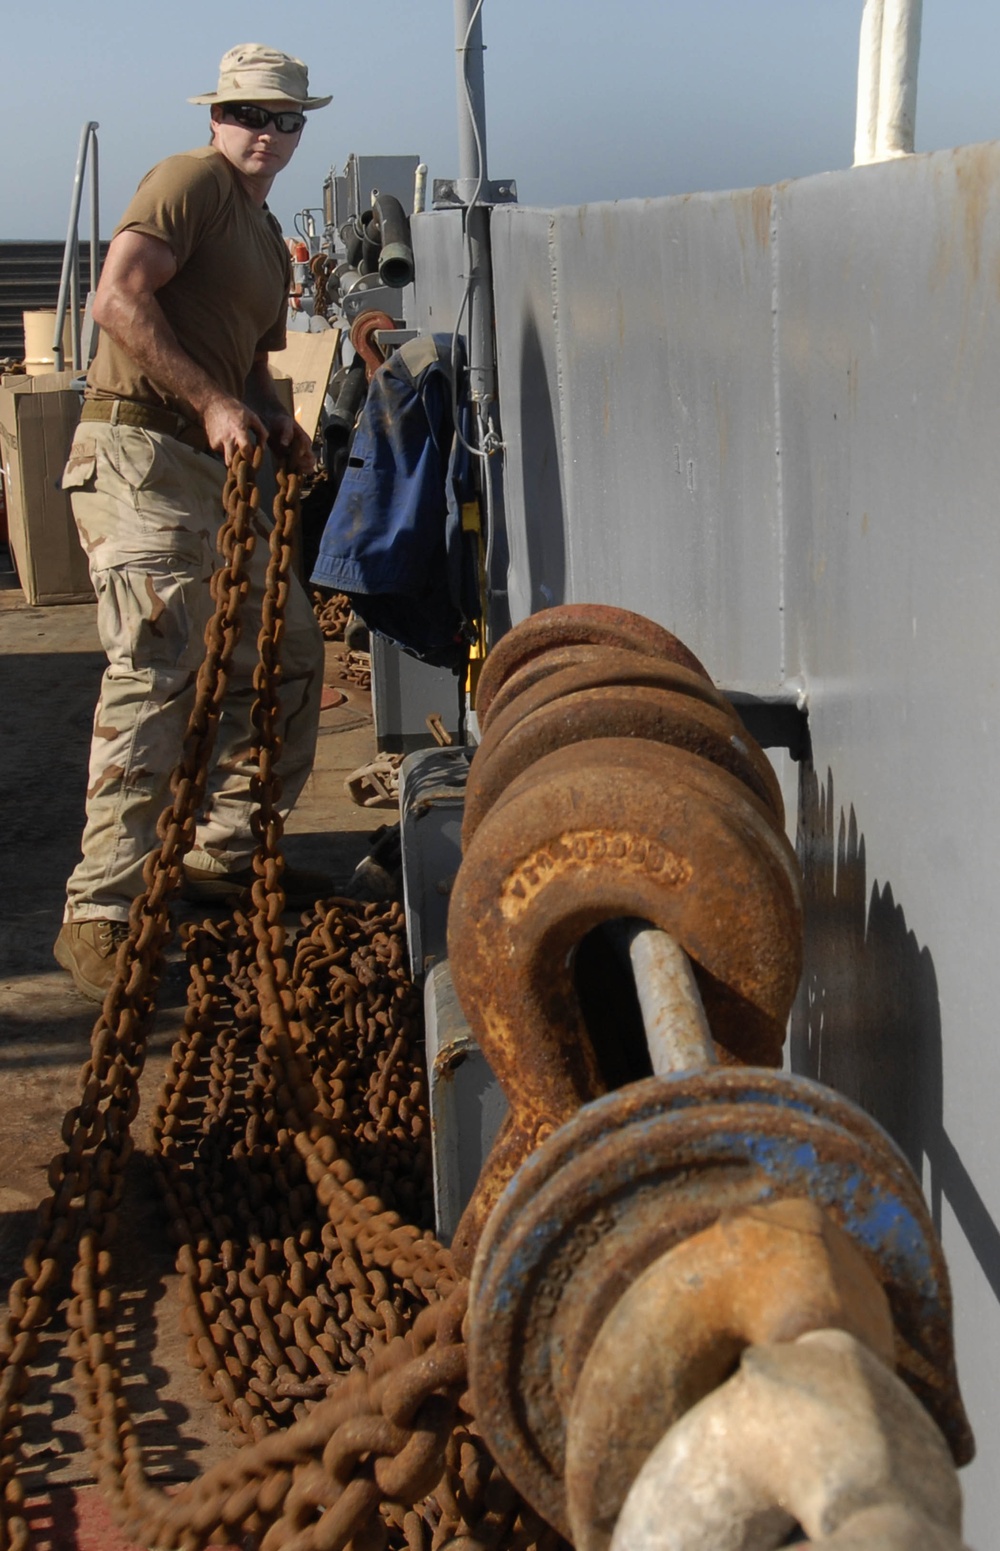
[61,420,323,923]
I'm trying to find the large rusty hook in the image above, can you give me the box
[474,603,710,722]
[447,736,803,1266]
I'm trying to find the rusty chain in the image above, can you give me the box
[340,650,373,692]
[0,446,262,1549]
[310,254,331,320]
[313,590,353,642]
[0,445,561,1551]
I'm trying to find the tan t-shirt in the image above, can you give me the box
[87,146,289,413]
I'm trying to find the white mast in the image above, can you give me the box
[854,0,923,165]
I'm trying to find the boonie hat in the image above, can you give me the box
[189,43,331,110]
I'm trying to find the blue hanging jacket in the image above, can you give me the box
[310,333,479,671]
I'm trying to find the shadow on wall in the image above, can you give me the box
[518,310,567,612]
[791,762,1000,1306]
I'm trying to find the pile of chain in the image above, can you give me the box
[313,589,353,642]
[0,448,562,1551]
[339,651,373,692]
[346,754,405,810]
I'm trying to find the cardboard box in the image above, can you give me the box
[0,372,91,605]
[268,326,341,443]
[268,369,295,418]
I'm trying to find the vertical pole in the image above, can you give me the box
[876,0,922,158]
[854,0,884,166]
[453,0,496,406]
[70,233,81,371]
[854,0,922,165]
[454,0,489,198]
[53,120,99,368]
[89,127,100,293]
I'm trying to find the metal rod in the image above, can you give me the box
[454,0,489,195]
[452,0,496,407]
[53,120,98,369]
[608,920,716,1076]
[89,129,100,293]
[414,163,428,215]
[70,235,81,371]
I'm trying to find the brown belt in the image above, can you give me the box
[81,397,209,452]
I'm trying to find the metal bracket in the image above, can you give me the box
[374,329,418,353]
[432,177,518,209]
[342,283,404,323]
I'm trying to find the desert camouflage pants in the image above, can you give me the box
[61,420,323,923]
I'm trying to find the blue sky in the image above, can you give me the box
[4,1,1000,239]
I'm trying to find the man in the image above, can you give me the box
[55,44,332,1002]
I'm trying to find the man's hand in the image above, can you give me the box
[202,394,269,465]
[266,410,317,477]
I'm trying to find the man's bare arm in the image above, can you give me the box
[91,229,267,462]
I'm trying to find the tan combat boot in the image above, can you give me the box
[53,920,130,1003]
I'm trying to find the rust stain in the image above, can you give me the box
[731,190,750,256]
[861,511,870,537]
[953,142,997,286]
[751,186,773,251]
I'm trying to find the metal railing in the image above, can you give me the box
[53,120,100,371]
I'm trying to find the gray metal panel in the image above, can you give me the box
[409,208,466,335]
[402,151,1000,1536]
[370,635,462,753]
[775,142,1000,1544]
[349,155,421,215]
[489,193,783,686]
[424,960,507,1245]
[398,746,471,982]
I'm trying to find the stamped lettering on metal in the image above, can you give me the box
[500,830,692,921]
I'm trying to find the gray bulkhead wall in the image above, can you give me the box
[410,144,1000,1542]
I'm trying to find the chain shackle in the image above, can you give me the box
[609,1329,969,1551]
[563,1199,897,1550]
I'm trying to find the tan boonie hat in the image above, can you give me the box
[189,43,331,110]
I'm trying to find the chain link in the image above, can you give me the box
[313,591,353,642]
[0,447,559,1551]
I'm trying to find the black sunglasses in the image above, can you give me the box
[223,103,306,135]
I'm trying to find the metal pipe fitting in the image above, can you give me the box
[371,193,415,289]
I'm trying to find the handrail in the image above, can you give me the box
[53,120,100,371]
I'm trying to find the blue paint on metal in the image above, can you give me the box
[481,1082,945,1324]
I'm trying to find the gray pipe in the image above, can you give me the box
[452,0,496,406]
[371,193,415,289]
[53,121,99,370]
